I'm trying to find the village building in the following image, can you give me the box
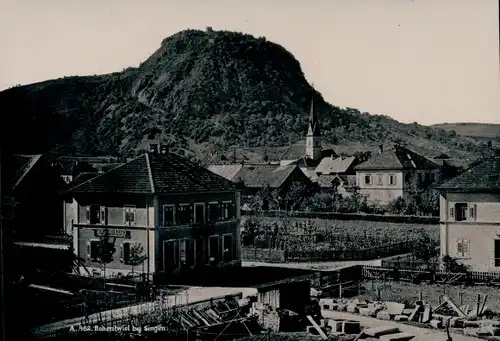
[65,145,242,281]
[437,156,500,272]
[2,153,66,238]
[314,155,359,195]
[353,145,439,204]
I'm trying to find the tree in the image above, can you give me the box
[96,229,117,289]
[127,243,148,278]
[412,230,438,268]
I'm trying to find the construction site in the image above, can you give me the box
[20,262,500,341]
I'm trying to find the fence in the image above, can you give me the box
[362,265,500,286]
[242,241,415,263]
[256,210,439,224]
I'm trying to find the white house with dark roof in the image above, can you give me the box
[438,156,500,272]
[315,155,359,195]
[354,145,439,204]
[65,146,242,281]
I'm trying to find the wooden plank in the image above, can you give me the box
[306,315,328,340]
[479,295,488,316]
[443,295,466,318]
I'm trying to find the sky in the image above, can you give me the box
[1,0,499,125]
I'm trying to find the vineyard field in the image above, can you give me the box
[241,216,439,252]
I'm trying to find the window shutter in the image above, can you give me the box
[86,241,91,258]
[473,204,477,220]
[86,207,90,224]
[218,203,222,221]
[463,238,470,257]
[100,206,106,225]
[231,202,236,218]
[189,205,194,223]
[120,243,124,263]
[456,238,463,257]
[449,207,455,221]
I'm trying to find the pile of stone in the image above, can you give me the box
[319,295,500,338]
[249,302,280,331]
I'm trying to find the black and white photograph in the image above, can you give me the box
[0,0,499,340]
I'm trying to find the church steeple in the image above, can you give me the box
[306,97,322,160]
[307,98,320,137]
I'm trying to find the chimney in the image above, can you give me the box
[379,144,384,154]
[160,145,169,154]
[149,143,158,154]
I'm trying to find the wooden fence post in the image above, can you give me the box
[339,283,343,299]
[419,291,423,302]
[377,288,381,301]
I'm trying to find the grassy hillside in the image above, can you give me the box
[0,29,486,161]
[433,122,500,138]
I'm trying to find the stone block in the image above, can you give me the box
[463,328,479,337]
[402,308,414,315]
[422,307,431,323]
[328,319,344,332]
[342,320,361,334]
[346,305,358,313]
[364,326,401,337]
[394,315,409,322]
[385,302,405,315]
[464,320,481,328]
[376,311,392,320]
[449,317,465,328]
[359,308,371,316]
[379,332,416,341]
[429,319,442,329]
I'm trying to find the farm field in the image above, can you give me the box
[356,280,500,312]
[242,216,439,252]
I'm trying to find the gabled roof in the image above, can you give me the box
[232,164,299,188]
[207,164,243,181]
[70,152,236,194]
[354,145,438,171]
[437,157,500,192]
[316,156,356,174]
[286,156,320,169]
[2,154,42,191]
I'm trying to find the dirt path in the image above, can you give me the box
[321,310,482,341]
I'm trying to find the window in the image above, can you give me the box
[87,239,101,261]
[364,175,372,185]
[389,174,396,186]
[194,203,205,224]
[86,205,106,225]
[163,240,178,271]
[163,205,175,226]
[208,235,220,263]
[123,205,136,226]
[179,238,196,267]
[177,204,192,225]
[452,203,477,222]
[376,174,383,186]
[221,202,233,220]
[222,234,233,263]
[456,237,470,258]
[208,202,220,222]
[120,241,135,264]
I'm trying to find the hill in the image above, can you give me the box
[0,29,486,161]
[432,123,500,141]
